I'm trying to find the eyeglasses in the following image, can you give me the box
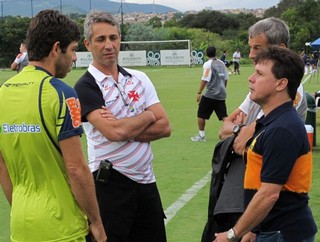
[116,82,129,106]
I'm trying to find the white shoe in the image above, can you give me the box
[191,134,206,142]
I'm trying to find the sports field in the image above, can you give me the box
[0,65,319,241]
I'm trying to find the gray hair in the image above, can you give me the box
[248,17,290,47]
[84,10,121,42]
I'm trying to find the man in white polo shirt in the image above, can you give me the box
[219,17,307,155]
[75,10,171,242]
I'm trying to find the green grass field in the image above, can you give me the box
[0,65,319,242]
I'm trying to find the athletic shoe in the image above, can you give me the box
[191,134,206,142]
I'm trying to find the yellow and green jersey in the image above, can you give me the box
[0,66,88,242]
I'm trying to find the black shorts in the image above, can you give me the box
[223,61,230,68]
[197,95,227,120]
[93,169,167,242]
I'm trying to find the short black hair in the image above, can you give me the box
[206,46,216,58]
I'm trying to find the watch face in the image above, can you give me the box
[233,124,245,135]
[227,229,236,240]
[233,125,240,134]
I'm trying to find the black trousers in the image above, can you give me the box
[91,168,167,242]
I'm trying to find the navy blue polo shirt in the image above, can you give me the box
[244,101,317,241]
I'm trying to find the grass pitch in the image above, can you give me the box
[0,65,319,242]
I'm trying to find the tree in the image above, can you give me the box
[232,13,260,33]
[73,16,86,52]
[0,16,31,67]
[280,0,320,51]
[154,27,232,55]
[122,23,160,51]
[264,0,302,18]
[178,10,240,35]
[163,16,179,28]
[147,16,162,28]
[125,23,159,42]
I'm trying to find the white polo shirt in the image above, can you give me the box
[83,64,160,183]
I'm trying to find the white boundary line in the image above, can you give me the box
[302,73,312,84]
[164,170,211,225]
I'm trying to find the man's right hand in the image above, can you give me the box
[196,93,201,103]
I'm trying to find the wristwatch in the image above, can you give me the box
[232,124,245,136]
[227,228,239,241]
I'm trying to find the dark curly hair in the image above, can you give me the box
[26,9,80,61]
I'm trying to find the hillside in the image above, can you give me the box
[2,0,178,17]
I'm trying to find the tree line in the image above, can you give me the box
[1,0,320,67]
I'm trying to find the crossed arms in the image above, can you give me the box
[87,102,171,142]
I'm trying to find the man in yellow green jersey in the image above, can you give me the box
[0,10,106,242]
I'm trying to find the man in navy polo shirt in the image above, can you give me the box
[214,46,317,242]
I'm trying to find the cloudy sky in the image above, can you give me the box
[113,0,280,12]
